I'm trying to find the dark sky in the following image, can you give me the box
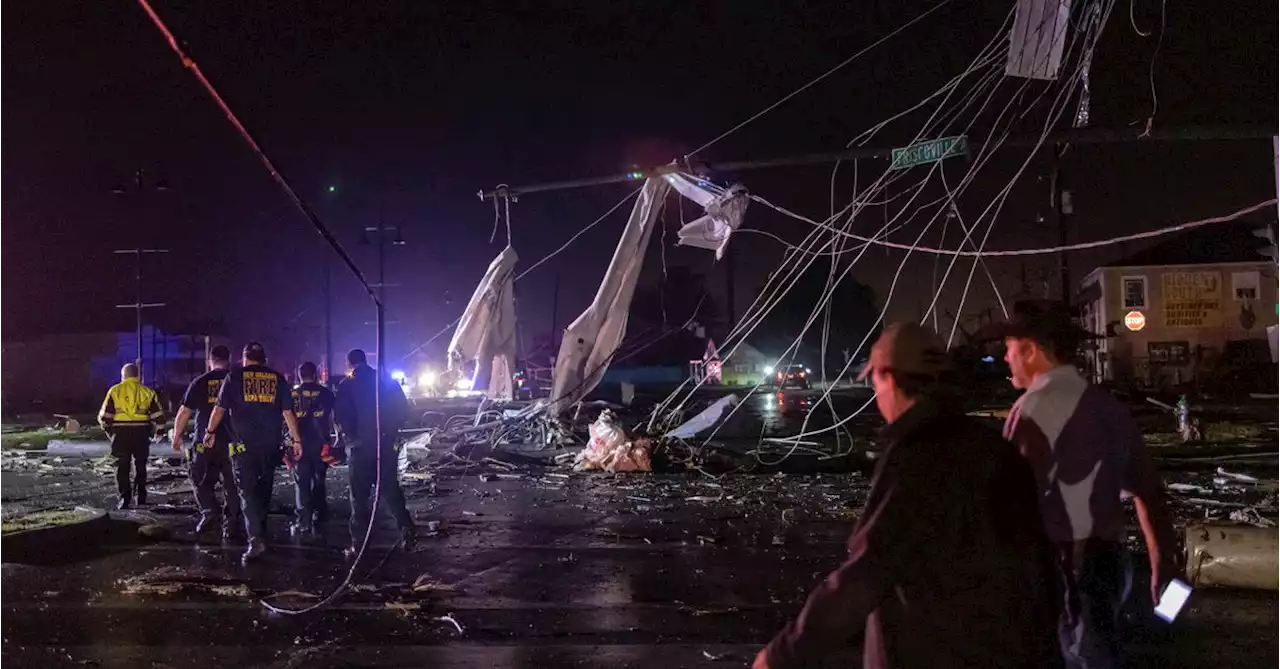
[4,0,1277,366]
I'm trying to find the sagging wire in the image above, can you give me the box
[688,0,1012,365]
[938,168,1011,322]
[1128,0,1152,37]
[779,199,1280,258]
[686,0,958,158]
[677,17,1029,451]
[1136,0,1167,137]
[133,0,390,617]
[750,5,1106,453]
[503,192,514,248]
[769,6,1113,446]
[656,1,1038,436]
[489,187,505,244]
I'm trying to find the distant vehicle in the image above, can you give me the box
[773,364,811,390]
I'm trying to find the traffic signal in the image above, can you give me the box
[1254,225,1277,262]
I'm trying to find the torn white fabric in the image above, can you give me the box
[447,246,519,401]
[1006,0,1072,81]
[665,394,740,440]
[663,174,749,260]
[548,177,670,414]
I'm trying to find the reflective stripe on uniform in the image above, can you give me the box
[100,378,163,424]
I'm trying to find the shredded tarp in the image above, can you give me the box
[1006,0,1072,81]
[663,174,748,260]
[448,246,519,401]
[665,395,740,440]
[549,177,670,414]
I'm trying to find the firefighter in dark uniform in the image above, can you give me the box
[334,349,417,557]
[289,361,336,536]
[98,363,165,509]
[172,344,241,539]
[204,342,303,563]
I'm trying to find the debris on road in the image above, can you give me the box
[573,411,652,473]
[119,566,251,598]
[1185,522,1279,590]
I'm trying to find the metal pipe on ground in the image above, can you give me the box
[1184,522,1279,591]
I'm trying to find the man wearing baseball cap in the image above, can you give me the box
[756,322,1058,669]
[993,300,1176,669]
[204,341,304,563]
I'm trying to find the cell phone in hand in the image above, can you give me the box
[1154,578,1192,622]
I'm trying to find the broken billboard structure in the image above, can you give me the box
[411,171,751,460]
[447,246,519,402]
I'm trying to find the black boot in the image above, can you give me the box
[117,498,132,510]
[242,539,266,564]
[400,525,418,553]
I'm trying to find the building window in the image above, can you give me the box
[1122,276,1147,309]
[1232,271,1260,301]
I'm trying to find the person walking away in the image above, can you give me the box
[995,300,1177,669]
[172,344,241,539]
[204,342,303,563]
[290,361,335,536]
[334,348,417,557]
[755,323,1059,669]
[98,363,165,510]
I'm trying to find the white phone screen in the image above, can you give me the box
[1154,578,1192,622]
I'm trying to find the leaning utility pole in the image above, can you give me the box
[113,248,168,386]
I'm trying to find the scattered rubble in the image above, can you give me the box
[119,566,252,598]
[0,507,96,534]
[1185,522,1279,590]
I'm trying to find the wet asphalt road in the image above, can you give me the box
[3,389,1278,668]
[4,463,1278,668]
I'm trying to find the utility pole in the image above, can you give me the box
[113,248,168,386]
[323,260,332,385]
[111,167,170,386]
[363,220,406,357]
[1051,143,1072,303]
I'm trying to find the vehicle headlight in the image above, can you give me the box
[418,371,437,387]
[454,377,474,391]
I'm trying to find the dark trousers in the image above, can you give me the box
[293,442,329,527]
[189,439,240,525]
[258,448,281,515]
[232,445,279,544]
[110,428,152,503]
[348,442,413,544]
[1057,540,1133,669]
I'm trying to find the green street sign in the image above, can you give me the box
[889,135,969,170]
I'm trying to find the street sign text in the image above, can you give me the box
[890,135,969,170]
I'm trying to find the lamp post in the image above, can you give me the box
[112,168,170,386]
[113,249,168,386]
[363,220,406,366]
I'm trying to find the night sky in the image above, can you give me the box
[4,0,1277,367]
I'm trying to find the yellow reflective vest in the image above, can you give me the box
[98,377,164,429]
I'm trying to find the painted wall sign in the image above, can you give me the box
[1161,271,1222,329]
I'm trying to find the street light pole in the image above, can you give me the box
[112,167,170,386]
[363,220,406,358]
[113,248,168,385]
[324,260,332,385]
